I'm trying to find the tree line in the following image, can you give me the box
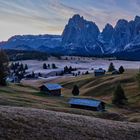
[108,62,125,74]
[43,63,57,69]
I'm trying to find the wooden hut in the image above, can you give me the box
[68,98,105,111]
[94,68,106,76]
[39,83,62,96]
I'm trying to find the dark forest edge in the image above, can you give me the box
[5,49,140,61]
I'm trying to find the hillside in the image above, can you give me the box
[0,69,139,123]
[21,69,140,122]
[0,106,139,140]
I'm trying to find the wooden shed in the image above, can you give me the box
[39,83,62,96]
[68,98,105,111]
[94,68,106,76]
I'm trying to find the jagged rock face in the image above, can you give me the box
[134,16,140,35]
[109,20,132,53]
[100,16,140,53]
[62,14,101,55]
[102,24,114,43]
[122,16,140,52]
[62,15,140,55]
[99,24,114,53]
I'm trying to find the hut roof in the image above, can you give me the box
[68,98,103,107]
[42,83,62,90]
[94,69,106,73]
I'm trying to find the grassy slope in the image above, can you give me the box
[0,106,139,140]
[0,69,140,122]
[60,69,140,122]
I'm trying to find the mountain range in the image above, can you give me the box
[0,14,140,59]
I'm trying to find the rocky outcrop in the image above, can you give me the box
[62,14,101,55]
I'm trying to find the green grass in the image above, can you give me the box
[0,69,139,122]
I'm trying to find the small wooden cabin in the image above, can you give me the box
[94,68,106,77]
[39,83,62,96]
[68,98,105,111]
[6,76,20,83]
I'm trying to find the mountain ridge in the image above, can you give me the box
[0,14,140,59]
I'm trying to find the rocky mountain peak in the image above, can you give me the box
[101,23,114,42]
[134,15,140,23]
[61,14,100,55]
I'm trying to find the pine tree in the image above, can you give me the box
[25,64,28,70]
[32,71,35,78]
[119,66,125,74]
[52,63,56,69]
[64,66,69,73]
[38,72,41,77]
[0,49,9,86]
[72,85,79,96]
[19,63,24,71]
[48,64,50,68]
[43,63,47,69]
[108,62,116,72]
[69,66,73,72]
[10,62,15,70]
[136,72,140,89]
[112,84,127,106]
[78,71,81,75]
[85,71,89,75]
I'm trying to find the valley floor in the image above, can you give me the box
[15,57,140,75]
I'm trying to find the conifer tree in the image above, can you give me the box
[72,85,79,96]
[119,66,125,74]
[112,83,127,105]
[136,71,140,89]
[43,63,47,69]
[25,64,28,70]
[48,64,50,68]
[0,49,9,86]
[108,62,116,72]
[52,63,57,69]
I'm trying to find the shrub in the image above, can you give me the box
[119,66,125,74]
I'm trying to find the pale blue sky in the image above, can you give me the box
[0,0,139,41]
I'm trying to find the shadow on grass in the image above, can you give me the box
[0,88,15,94]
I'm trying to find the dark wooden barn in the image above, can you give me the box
[39,83,62,96]
[94,68,106,77]
[68,98,105,111]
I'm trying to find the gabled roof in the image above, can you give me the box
[68,98,103,107]
[42,83,62,90]
[94,69,106,73]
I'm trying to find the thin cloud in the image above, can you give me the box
[0,0,139,41]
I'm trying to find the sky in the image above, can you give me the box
[0,0,140,41]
